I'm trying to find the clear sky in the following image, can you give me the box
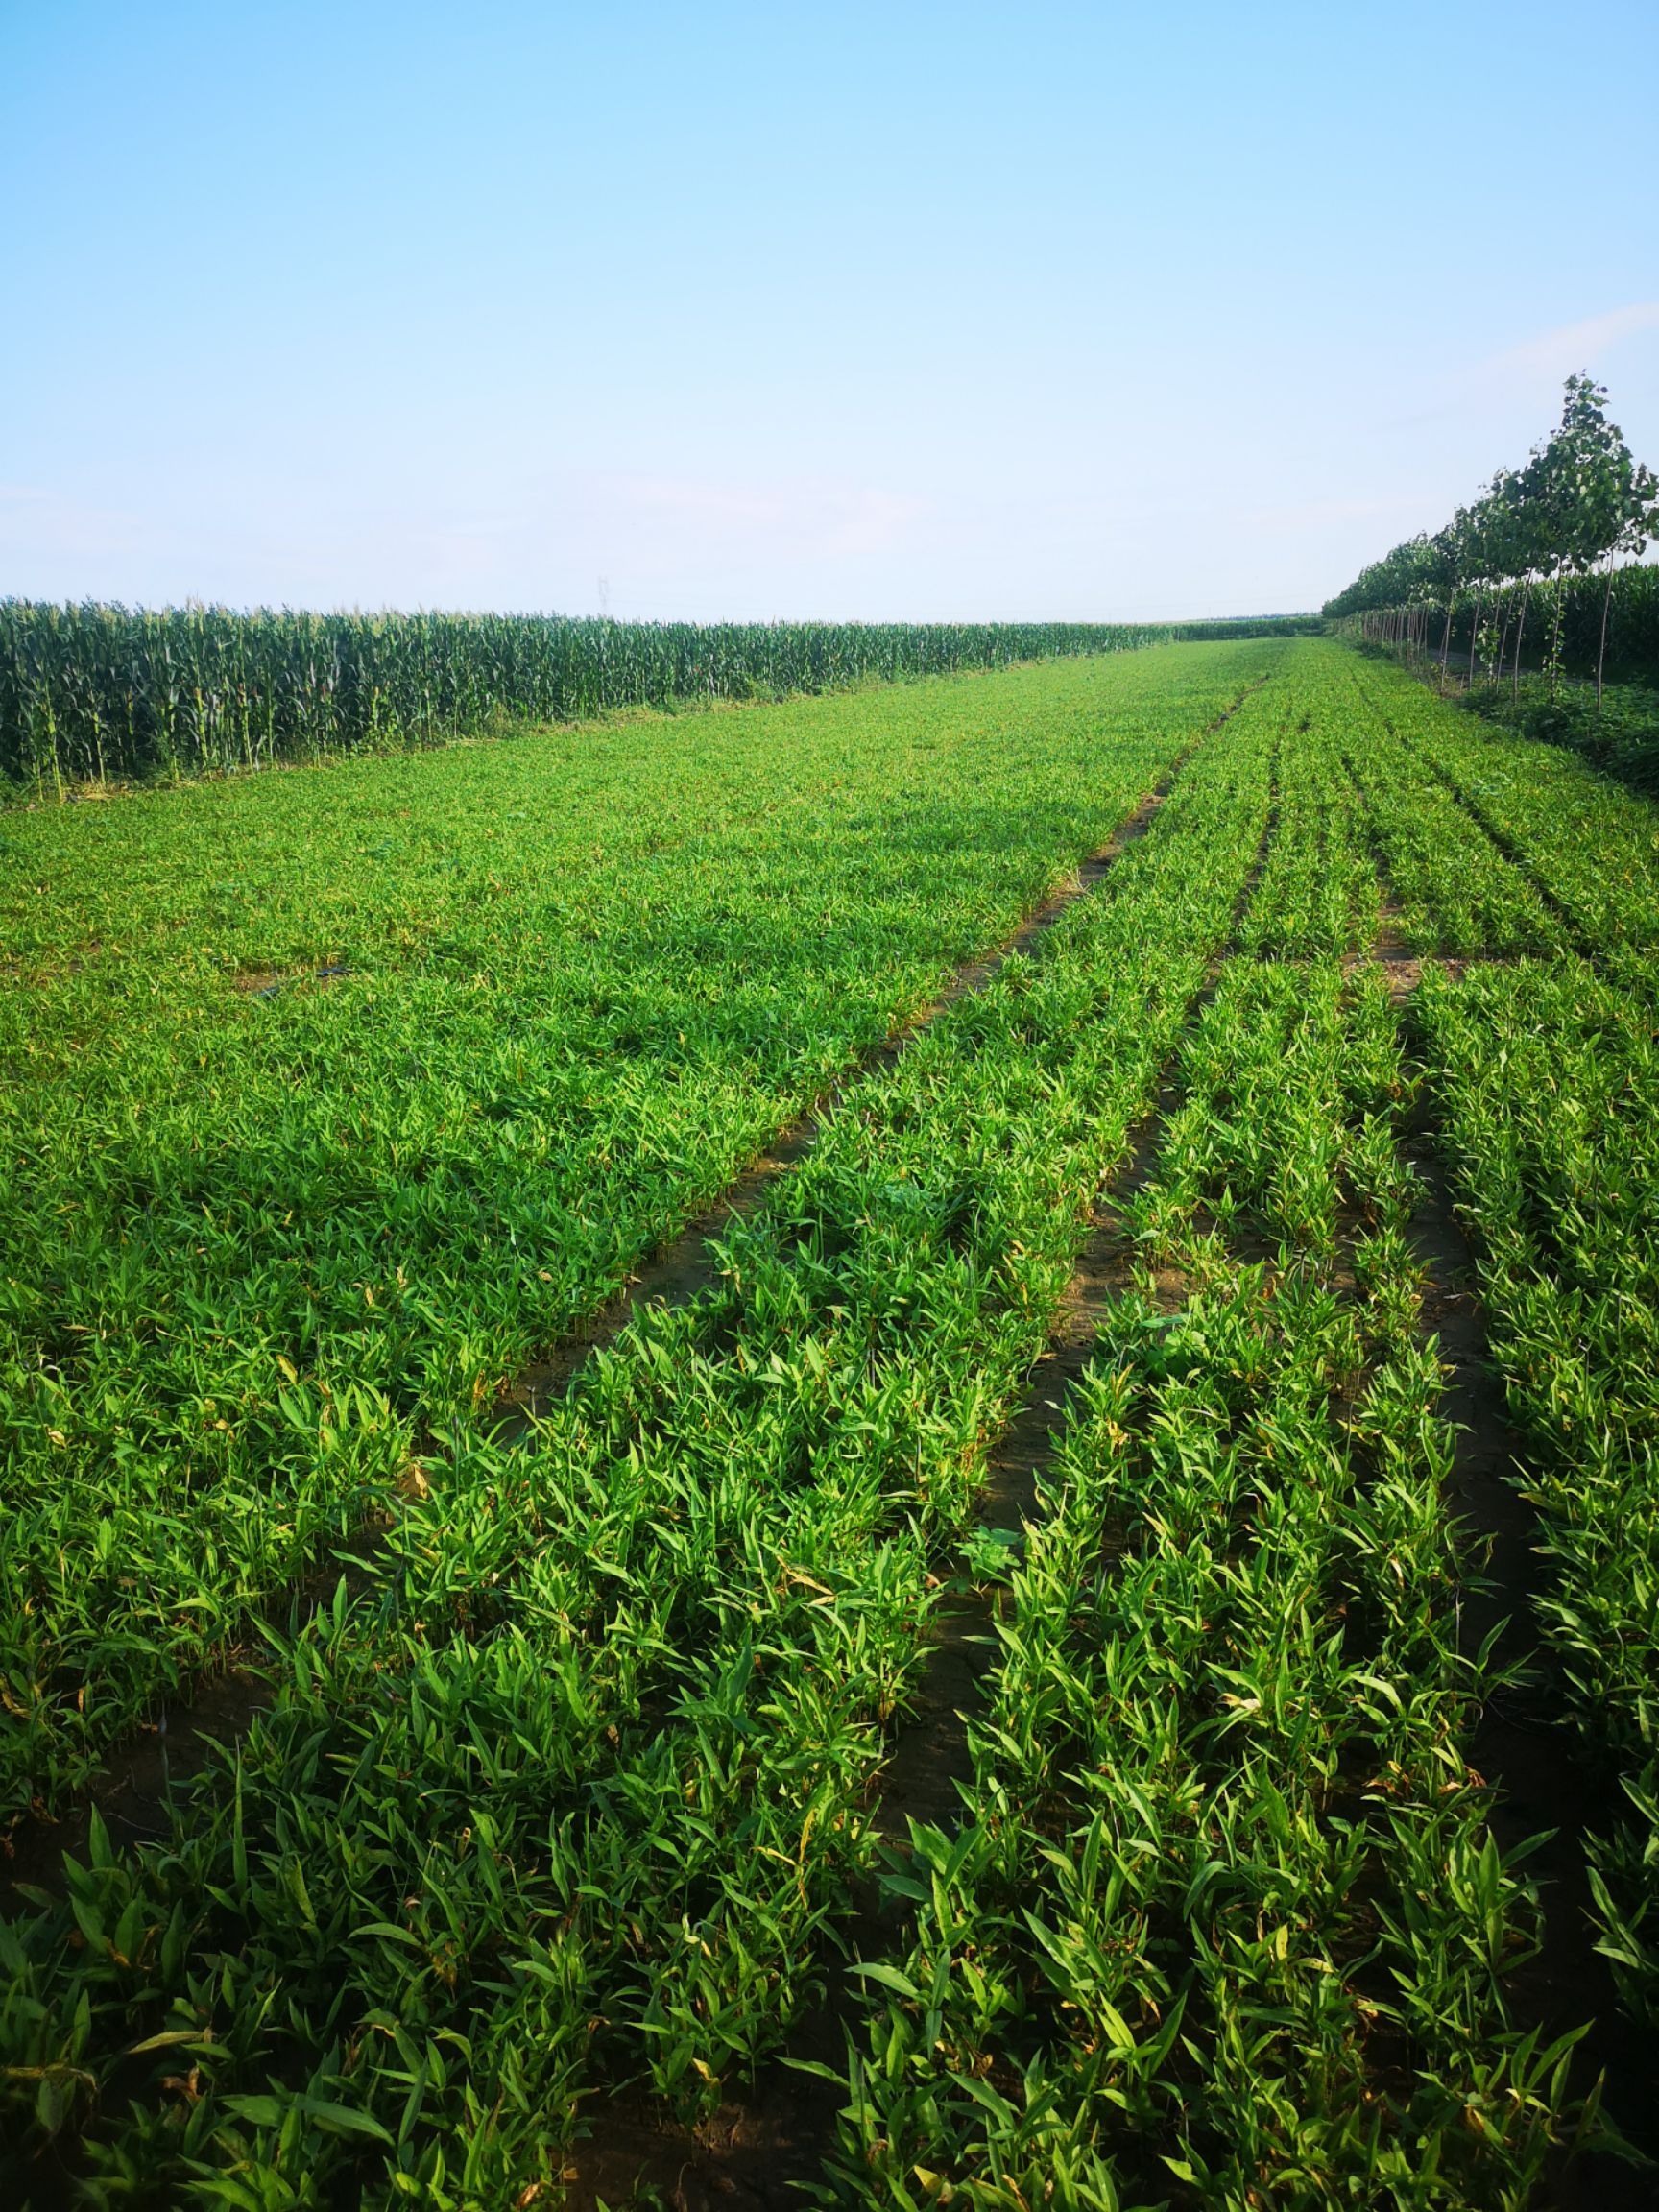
[4,0,1657,621]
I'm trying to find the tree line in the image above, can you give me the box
[1323,376,1658,708]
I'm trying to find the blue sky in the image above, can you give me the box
[3,0,1656,620]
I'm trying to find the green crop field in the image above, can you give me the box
[4,634,1659,2209]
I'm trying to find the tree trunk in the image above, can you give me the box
[1597,557,1616,716]
[1468,592,1481,686]
[1512,583,1531,702]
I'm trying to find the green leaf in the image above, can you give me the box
[353,1920,423,1947]
[222,2094,286,2129]
[296,2097,396,2144]
[848,1960,921,2001]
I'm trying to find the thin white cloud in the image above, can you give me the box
[0,488,152,565]
[1484,301,1659,377]
[579,472,929,564]
[1233,494,1416,537]
[1385,301,1659,433]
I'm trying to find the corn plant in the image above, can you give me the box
[0,603,1204,792]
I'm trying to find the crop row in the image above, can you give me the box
[809,650,1659,2197]
[6,637,1658,2205]
[1333,645,1659,2109]
[830,958,1578,2206]
[1331,649,1659,2030]
[1325,678,1564,958]
[1346,661,1659,981]
[0,679,1284,2201]
[1413,958,1659,2032]
[0,645,1275,1829]
[1280,637,1659,979]
[815,671,1590,2206]
[1231,693,1370,960]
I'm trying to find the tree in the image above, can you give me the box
[1480,464,1543,698]
[1544,374,1659,710]
[1321,373,1656,709]
[1599,465,1659,709]
[1459,482,1512,686]
[1530,374,1602,695]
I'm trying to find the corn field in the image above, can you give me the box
[0,602,1213,790]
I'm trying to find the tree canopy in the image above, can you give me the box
[1323,376,1656,619]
